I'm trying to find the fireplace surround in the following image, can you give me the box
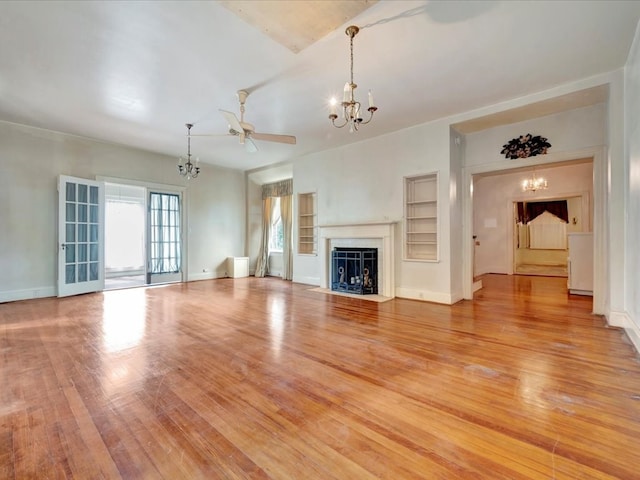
[318,222,396,298]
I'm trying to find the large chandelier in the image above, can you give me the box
[522,168,547,192]
[329,25,377,132]
[177,123,200,180]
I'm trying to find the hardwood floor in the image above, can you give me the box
[1,274,639,479]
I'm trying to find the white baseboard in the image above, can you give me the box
[187,271,225,282]
[0,286,56,303]
[473,280,483,292]
[450,293,464,304]
[606,310,629,328]
[606,310,640,355]
[395,287,459,305]
[476,266,508,276]
[292,275,320,286]
[1,273,230,302]
[626,321,640,355]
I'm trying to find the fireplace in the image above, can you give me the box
[318,222,396,298]
[331,248,378,295]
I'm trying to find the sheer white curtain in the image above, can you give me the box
[254,196,274,278]
[280,194,293,280]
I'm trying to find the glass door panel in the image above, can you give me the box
[58,175,104,297]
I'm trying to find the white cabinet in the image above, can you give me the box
[567,233,593,295]
[227,257,249,278]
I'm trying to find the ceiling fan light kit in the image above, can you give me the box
[329,25,377,133]
[177,123,200,180]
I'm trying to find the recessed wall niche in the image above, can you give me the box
[404,173,438,261]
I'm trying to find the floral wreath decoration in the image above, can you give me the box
[501,134,551,160]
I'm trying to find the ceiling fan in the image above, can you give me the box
[192,90,296,153]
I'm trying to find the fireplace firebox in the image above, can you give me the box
[331,248,378,295]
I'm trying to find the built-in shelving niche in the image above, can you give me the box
[298,192,317,255]
[404,173,438,261]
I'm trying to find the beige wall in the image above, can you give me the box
[291,119,458,304]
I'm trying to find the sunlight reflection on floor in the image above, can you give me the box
[103,288,147,352]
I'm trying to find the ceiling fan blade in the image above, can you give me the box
[244,136,258,153]
[188,133,233,137]
[251,132,297,145]
[219,109,244,134]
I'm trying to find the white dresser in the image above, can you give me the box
[567,233,593,295]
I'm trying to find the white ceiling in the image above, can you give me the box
[1,1,639,172]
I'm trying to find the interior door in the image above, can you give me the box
[58,175,105,297]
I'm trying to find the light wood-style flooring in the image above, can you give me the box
[1,274,639,479]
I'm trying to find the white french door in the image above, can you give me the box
[58,175,105,297]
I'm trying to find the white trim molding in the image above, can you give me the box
[626,323,640,355]
[0,286,56,303]
[396,287,463,305]
[607,310,629,328]
[188,271,224,282]
[292,274,320,286]
[607,311,640,354]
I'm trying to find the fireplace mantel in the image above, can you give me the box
[318,222,396,298]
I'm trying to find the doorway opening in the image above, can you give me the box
[103,182,184,291]
[512,196,586,277]
[466,155,600,312]
[104,183,146,290]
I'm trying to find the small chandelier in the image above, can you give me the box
[329,25,377,132]
[177,123,200,180]
[522,169,547,192]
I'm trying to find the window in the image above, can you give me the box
[269,197,283,252]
